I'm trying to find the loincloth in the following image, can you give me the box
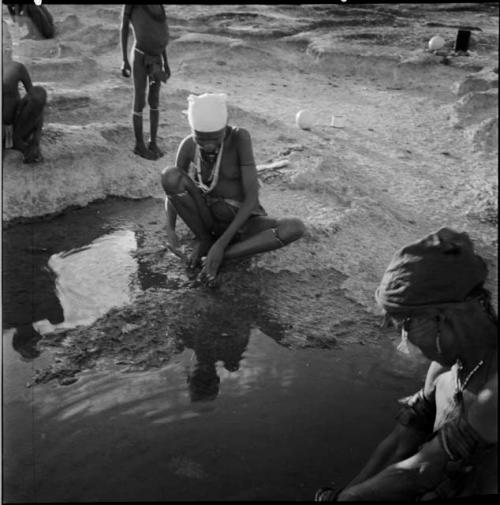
[203,193,266,218]
[202,193,267,240]
[134,47,167,83]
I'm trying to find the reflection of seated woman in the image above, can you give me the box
[188,362,220,402]
[182,329,250,402]
[7,4,55,39]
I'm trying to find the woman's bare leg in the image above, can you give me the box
[162,167,215,266]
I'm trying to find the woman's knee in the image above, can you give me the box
[276,217,306,244]
[161,166,186,195]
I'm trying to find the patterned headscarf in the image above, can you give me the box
[375,228,488,314]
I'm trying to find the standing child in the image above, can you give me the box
[120,4,170,160]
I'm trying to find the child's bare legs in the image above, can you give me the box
[148,80,164,158]
[132,52,156,160]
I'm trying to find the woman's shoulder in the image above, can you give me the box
[227,125,251,144]
[228,125,249,136]
[179,133,196,150]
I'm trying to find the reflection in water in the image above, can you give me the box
[48,230,140,328]
[15,328,424,502]
[12,324,44,360]
[35,329,295,422]
[170,289,287,403]
[3,227,142,360]
[181,330,250,402]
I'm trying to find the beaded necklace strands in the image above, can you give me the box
[454,359,484,402]
[194,141,224,194]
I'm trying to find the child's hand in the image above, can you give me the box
[121,61,131,77]
[164,64,171,80]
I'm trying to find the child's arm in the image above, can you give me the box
[162,48,171,79]
[120,5,133,77]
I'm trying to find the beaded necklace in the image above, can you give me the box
[194,141,224,194]
[454,359,484,402]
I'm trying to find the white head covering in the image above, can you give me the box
[187,93,228,132]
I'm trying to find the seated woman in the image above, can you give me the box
[161,93,305,285]
[316,228,497,501]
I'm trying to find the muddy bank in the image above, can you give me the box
[32,242,385,386]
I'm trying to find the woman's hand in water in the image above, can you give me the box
[200,241,224,286]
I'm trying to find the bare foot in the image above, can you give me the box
[133,144,157,160]
[188,238,213,269]
[148,141,164,158]
[23,147,44,164]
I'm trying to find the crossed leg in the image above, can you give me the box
[162,166,216,267]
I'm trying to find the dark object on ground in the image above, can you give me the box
[455,29,471,53]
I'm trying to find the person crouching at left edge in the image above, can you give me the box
[161,92,305,287]
[2,21,47,164]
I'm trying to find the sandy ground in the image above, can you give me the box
[2,4,498,383]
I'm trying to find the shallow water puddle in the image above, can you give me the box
[3,199,167,354]
[4,327,424,502]
[41,229,140,331]
[2,198,426,501]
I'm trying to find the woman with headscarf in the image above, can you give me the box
[316,228,497,500]
[161,93,305,286]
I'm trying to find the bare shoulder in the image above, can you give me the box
[231,127,253,148]
[179,133,195,151]
[175,134,196,167]
[423,361,448,397]
[233,126,251,139]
